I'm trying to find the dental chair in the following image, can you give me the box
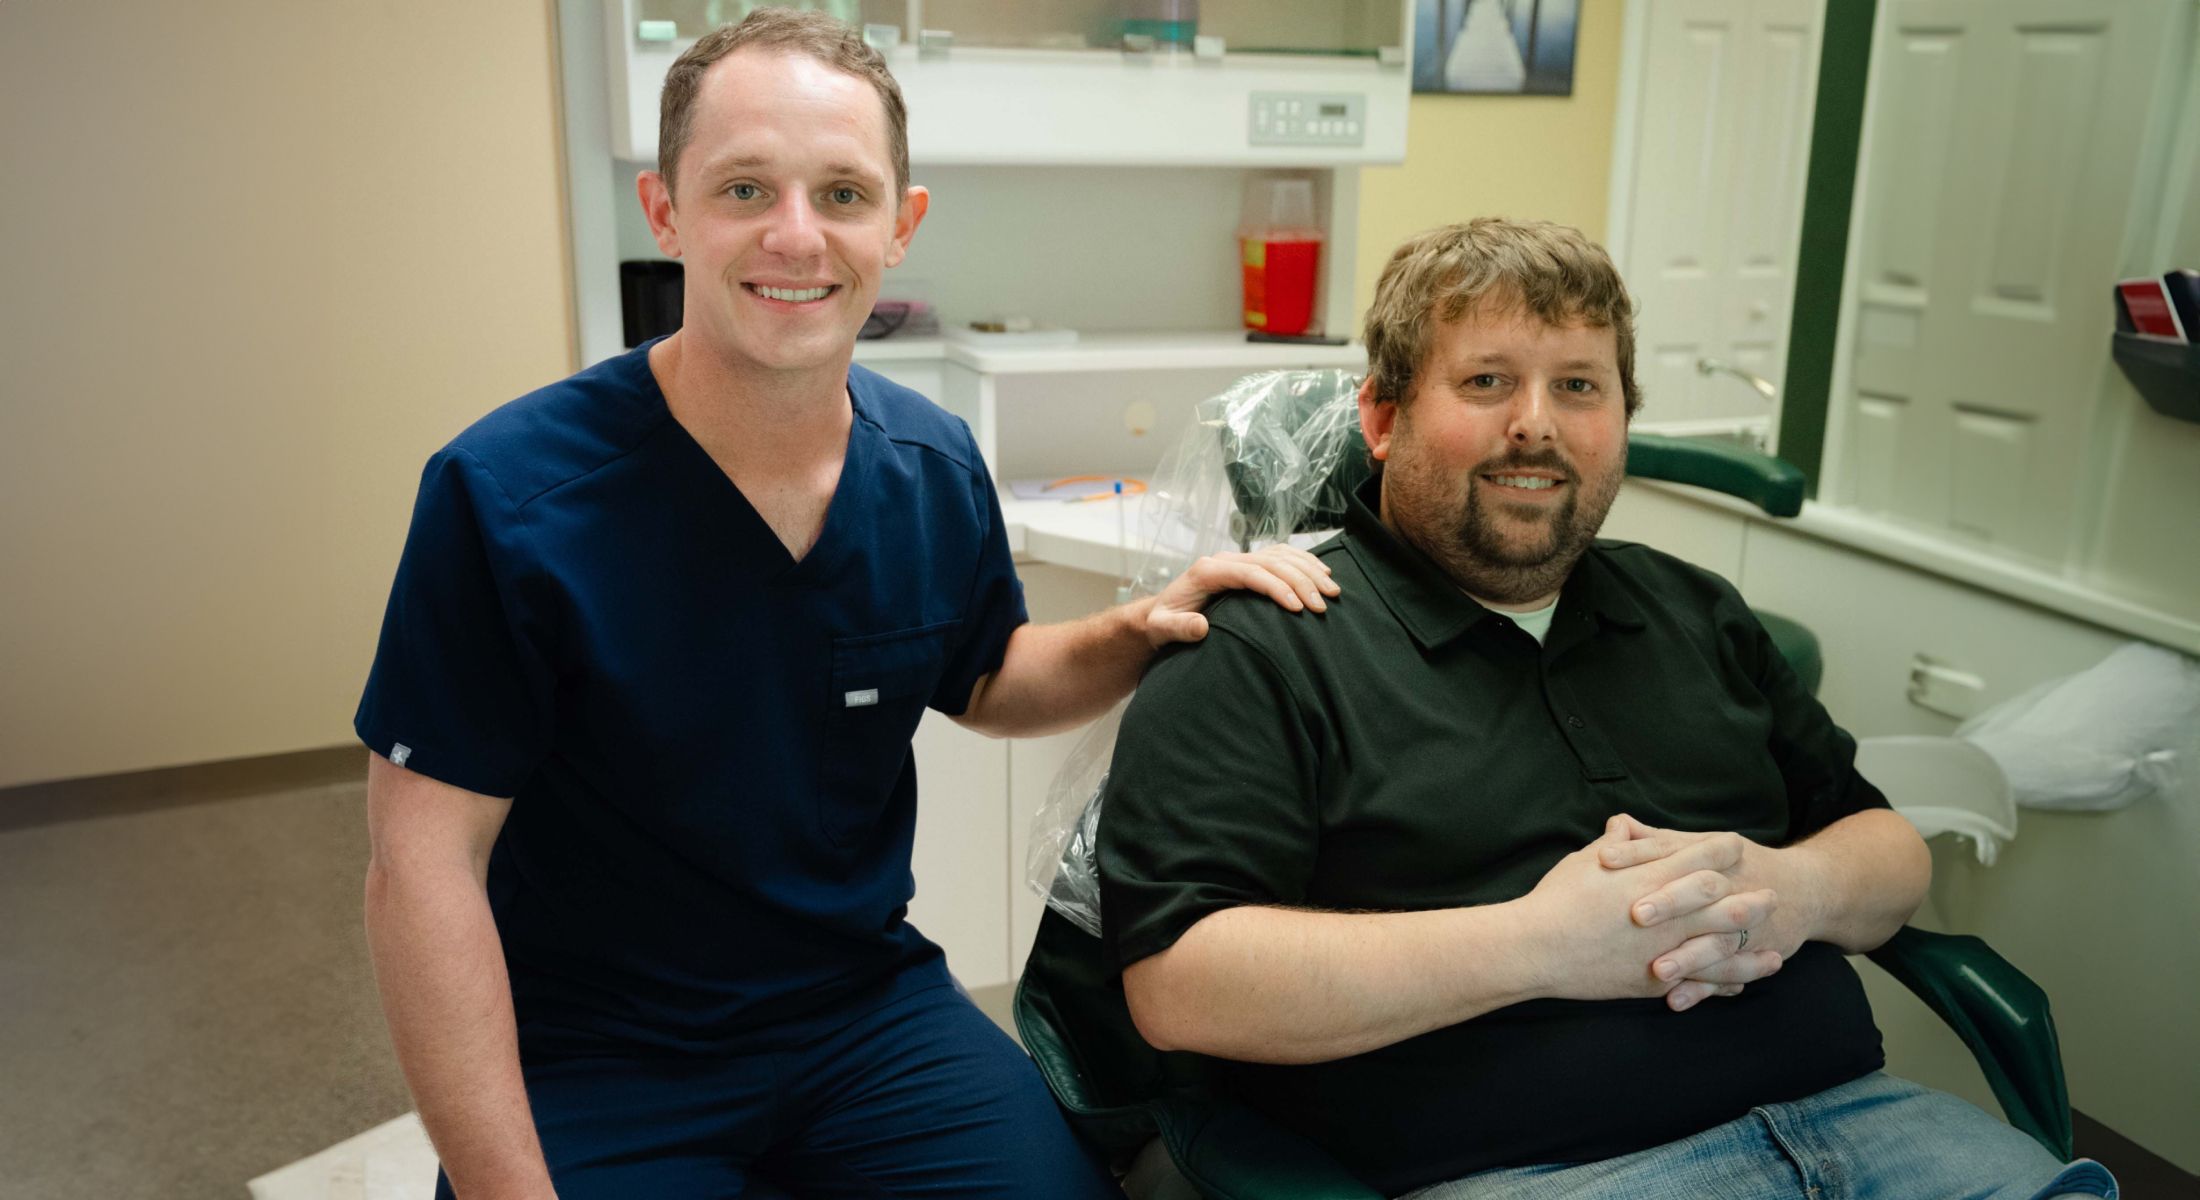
[1015,371,2071,1200]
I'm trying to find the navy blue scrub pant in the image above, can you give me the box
[433,982,1119,1198]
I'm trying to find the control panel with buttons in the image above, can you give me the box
[1249,92,1367,147]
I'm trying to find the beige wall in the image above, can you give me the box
[1353,0,1626,317]
[0,1,576,788]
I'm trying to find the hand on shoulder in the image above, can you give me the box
[1144,544,1340,647]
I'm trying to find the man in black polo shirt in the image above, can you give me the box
[1098,219,2113,1198]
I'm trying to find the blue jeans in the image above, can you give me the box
[432,981,1117,1199]
[1399,1072,2116,1200]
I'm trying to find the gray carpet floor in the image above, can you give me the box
[0,753,410,1199]
[0,752,1025,1200]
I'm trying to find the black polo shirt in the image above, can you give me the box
[1099,476,1889,1194]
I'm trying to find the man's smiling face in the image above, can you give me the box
[1364,298,1629,607]
[648,47,923,378]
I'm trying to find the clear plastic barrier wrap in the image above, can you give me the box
[1026,369,1363,935]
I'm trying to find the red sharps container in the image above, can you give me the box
[1239,175,1323,337]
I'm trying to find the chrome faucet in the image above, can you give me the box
[1696,357,1778,402]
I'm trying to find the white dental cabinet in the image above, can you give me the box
[555,0,1416,990]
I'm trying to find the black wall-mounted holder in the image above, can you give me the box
[2111,331,2200,424]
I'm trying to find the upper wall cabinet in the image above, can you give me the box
[603,0,1412,167]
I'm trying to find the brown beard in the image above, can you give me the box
[1387,444,1624,606]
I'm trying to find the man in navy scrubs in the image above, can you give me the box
[355,11,1338,1198]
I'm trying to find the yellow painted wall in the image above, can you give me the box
[0,1,576,788]
[1353,0,1627,317]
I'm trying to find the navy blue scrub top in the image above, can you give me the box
[356,340,1028,1056]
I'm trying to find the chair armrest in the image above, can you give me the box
[1624,433,1806,517]
[1015,961,1177,1158]
[1864,925,2074,1160]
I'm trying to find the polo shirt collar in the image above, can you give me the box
[1568,539,1650,631]
[1342,474,1646,650]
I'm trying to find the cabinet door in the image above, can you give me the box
[1007,724,1095,983]
[908,710,1010,988]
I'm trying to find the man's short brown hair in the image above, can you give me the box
[1363,218,1640,416]
[657,8,910,201]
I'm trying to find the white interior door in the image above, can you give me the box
[1616,0,1824,428]
[1837,0,2174,564]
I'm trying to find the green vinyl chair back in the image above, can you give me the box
[1623,432,1804,517]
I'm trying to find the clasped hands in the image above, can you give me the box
[1521,813,1824,1013]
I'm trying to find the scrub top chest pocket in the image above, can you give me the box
[820,621,958,846]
